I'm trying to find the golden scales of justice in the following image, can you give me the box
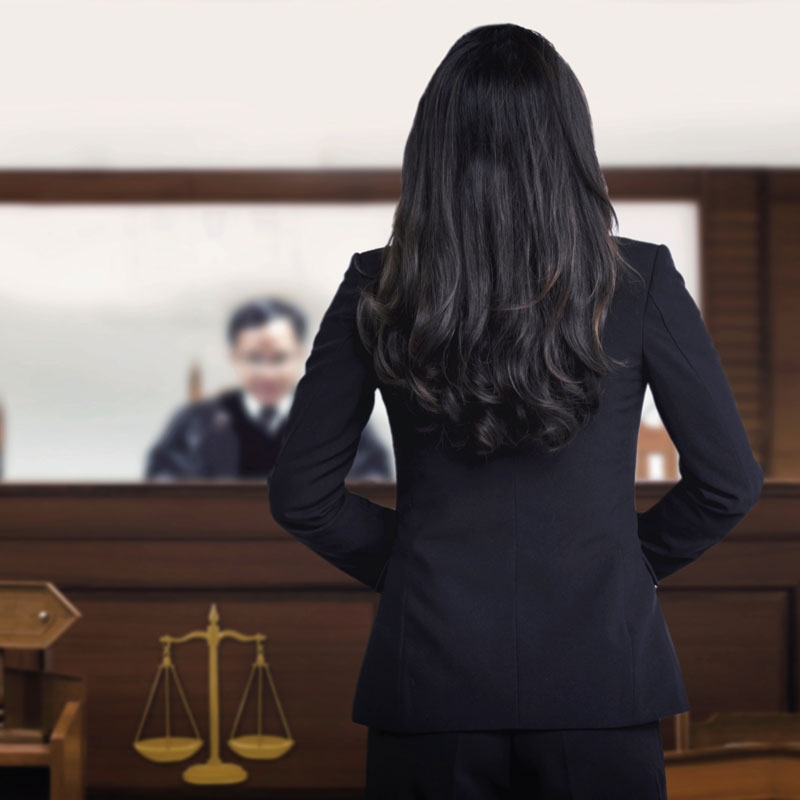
[133,603,294,785]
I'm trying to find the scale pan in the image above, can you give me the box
[227,734,295,760]
[134,736,203,762]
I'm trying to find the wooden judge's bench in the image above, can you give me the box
[0,480,797,800]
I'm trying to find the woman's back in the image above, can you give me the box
[267,20,764,798]
[269,235,763,732]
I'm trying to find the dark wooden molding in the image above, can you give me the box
[0,166,785,204]
[0,166,733,203]
[0,169,403,202]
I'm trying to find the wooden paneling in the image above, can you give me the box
[768,188,800,477]
[0,481,791,798]
[55,593,374,792]
[700,173,768,471]
[661,590,791,714]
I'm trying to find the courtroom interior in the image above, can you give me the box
[0,2,798,799]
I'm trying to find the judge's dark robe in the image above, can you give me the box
[145,388,391,481]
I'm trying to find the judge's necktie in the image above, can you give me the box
[259,404,277,434]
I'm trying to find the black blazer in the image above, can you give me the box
[267,237,765,733]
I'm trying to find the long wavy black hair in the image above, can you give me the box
[356,23,641,457]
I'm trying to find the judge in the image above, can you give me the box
[145,296,391,481]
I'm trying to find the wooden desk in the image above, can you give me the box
[0,480,792,799]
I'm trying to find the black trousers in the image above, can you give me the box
[365,721,667,799]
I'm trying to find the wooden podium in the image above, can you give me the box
[0,580,85,800]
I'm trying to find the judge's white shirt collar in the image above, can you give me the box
[241,389,294,433]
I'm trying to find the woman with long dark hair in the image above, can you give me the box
[269,23,763,798]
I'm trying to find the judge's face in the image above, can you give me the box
[229,319,305,405]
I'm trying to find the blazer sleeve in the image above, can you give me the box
[267,251,397,592]
[637,243,765,582]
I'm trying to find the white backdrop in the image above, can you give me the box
[0,200,697,480]
[0,0,797,168]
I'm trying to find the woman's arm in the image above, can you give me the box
[268,251,397,592]
[637,243,765,582]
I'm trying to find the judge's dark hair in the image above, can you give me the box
[357,23,642,457]
[227,299,307,346]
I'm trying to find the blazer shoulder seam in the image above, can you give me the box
[645,258,752,481]
[641,243,662,364]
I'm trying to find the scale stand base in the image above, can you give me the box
[182,760,248,785]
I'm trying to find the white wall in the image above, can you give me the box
[1,0,798,168]
[0,0,788,479]
[0,199,697,481]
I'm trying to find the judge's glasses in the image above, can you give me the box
[234,353,294,371]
